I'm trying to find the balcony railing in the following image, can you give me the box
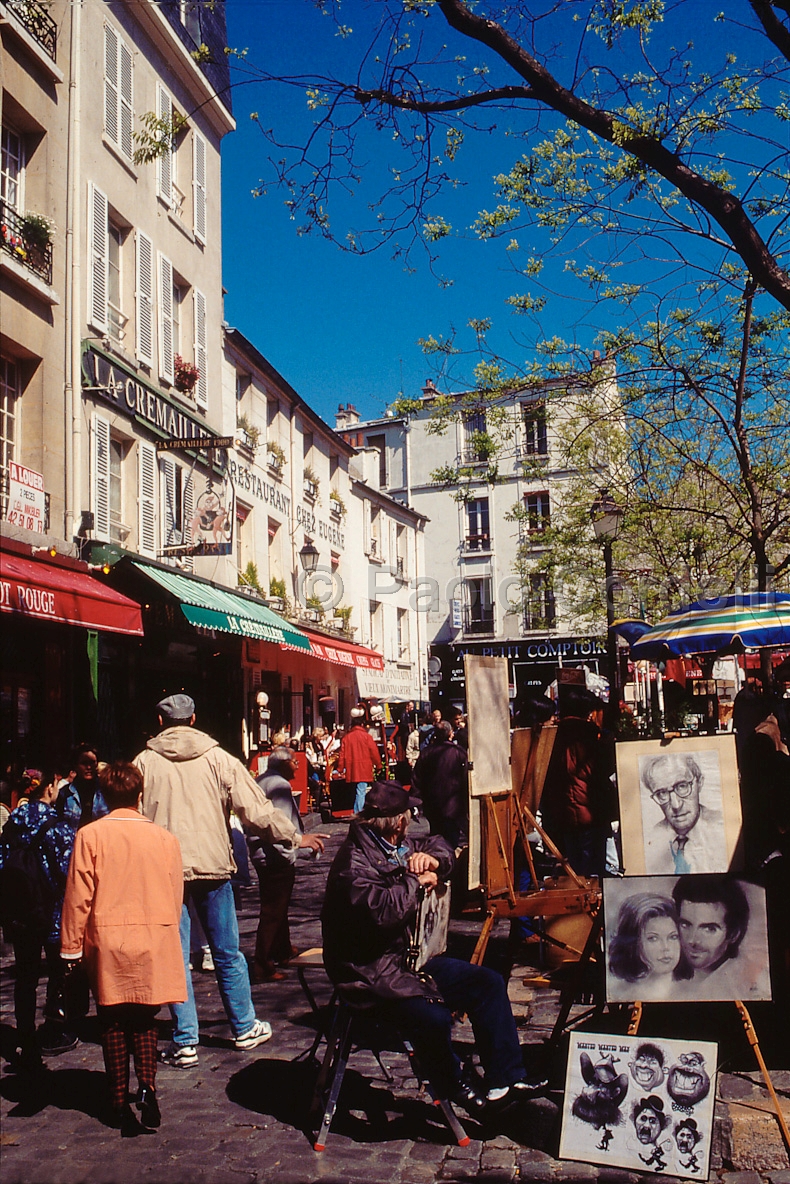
[464,609,495,636]
[6,0,57,60]
[463,533,491,553]
[394,555,407,581]
[1,202,53,286]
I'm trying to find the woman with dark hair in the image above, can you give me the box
[61,762,185,1136]
[608,893,692,999]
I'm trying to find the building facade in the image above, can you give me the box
[337,370,619,705]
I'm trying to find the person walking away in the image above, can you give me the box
[0,769,78,1067]
[134,694,325,1068]
[336,708,381,814]
[412,721,469,850]
[248,746,327,982]
[60,762,185,1136]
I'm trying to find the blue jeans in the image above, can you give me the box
[172,880,256,1047]
[353,782,370,813]
[382,956,525,1094]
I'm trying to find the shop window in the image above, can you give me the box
[1,356,20,517]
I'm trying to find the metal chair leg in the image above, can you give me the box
[312,1008,353,1151]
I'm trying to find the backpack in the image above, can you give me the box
[0,816,59,937]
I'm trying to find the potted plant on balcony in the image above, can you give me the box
[174,354,199,394]
[333,605,353,634]
[235,412,259,451]
[267,440,286,474]
[304,464,320,499]
[329,489,345,519]
[266,576,287,613]
[20,212,54,251]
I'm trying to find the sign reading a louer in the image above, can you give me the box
[6,462,46,533]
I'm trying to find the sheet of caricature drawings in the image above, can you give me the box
[559,1032,718,1179]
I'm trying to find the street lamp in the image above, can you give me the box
[590,490,624,704]
[255,690,270,746]
[299,539,320,573]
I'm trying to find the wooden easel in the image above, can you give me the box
[625,998,790,1157]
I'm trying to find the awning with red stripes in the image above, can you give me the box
[0,549,144,636]
[297,628,385,671]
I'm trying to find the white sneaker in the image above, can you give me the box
[201,948,215,972]
[234,1019,272,1051]
[160,1043,198,1068]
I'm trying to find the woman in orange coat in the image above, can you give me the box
[61,762,185,1136]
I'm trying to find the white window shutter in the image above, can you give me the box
[92,413,112,542]
[192,131,207,244]
[193,288,207,410]
[158,252,174,384]
[135,230,154,365]
[156,85,173,206]
[104,24,119,146]
[182,470,194,572]
[138,442,157,557]
[363,500,372,554]
[160,456,178,548]
[119,41,134,161]
[88,182,109,333]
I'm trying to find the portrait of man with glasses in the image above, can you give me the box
[639,753,728,875]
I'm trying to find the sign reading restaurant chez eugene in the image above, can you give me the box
[227,458,345,550]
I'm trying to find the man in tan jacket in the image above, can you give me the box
[135,694,324,1068]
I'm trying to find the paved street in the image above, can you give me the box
[1,814,788,1184]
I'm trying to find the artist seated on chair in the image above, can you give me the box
[320,782,548,1112]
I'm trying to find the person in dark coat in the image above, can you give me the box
[411,721,469,849]
[321,782,547,1110]
[539,688,615,879]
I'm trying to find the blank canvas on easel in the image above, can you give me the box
[464,655,511,796]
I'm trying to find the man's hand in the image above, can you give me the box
[300,833,329,854]
[416,870,439,892]
[407,851,439,875]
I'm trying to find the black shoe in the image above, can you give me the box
[40,1028,79,1057]
[109,1104,155,1138]
[137,1086,161,1129]
[486,1076,549,1109]
[451,1081,486,1116]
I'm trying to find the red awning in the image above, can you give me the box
[296,628,385,672]
[0,550,144,636]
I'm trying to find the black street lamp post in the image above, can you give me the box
[590,490,624,705]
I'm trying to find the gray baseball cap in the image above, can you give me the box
[157,693,195,722]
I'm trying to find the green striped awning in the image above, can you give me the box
[132,562,312,651]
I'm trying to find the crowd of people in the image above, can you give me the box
[1,674,787,1141]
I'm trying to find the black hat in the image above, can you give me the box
[362,781,420,818]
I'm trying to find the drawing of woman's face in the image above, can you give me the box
[639,915,681,976]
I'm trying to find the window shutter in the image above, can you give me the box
[363,500,372,554]
[192,131,207,244]
[156,84,173,206]
[92,413,112,542]
[160,455,178,547]
[88,182,109,333]
[135,230,154,365]
[138,441,157,557]
[158,252,174,383]
[193,288,207,410]
[104,24,119,146]
[119,40,134,161]
[181,470,194,572]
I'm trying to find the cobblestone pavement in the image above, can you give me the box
[1,814,788,1184]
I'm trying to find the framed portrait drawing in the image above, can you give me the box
[603,875,771,1004]
[559,1031,717,1179]
[616,735,742,876]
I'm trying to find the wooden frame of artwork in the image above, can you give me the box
[616,734,742,877]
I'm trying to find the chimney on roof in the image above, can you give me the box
[592,350,602,363]
[422,378,438,397]
[335,403,360,431]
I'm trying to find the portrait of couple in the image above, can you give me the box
[604,874,771,1003]
[616,737,742,877]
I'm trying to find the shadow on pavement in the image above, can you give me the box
[226,1056,478,1146]
[0,1066,108,1122]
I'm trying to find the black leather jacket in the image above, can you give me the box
[321,821,453,1003]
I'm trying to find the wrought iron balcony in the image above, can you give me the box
[462,533,491,553]
[0,202,53,286]
[5,0,57,60]
[464,608,495,636]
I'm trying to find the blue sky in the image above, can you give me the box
[219,2,758,425]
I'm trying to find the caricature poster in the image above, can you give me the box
[559,1033,717,1179]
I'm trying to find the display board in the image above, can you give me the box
[603,874,771,1003]
[414,882,451,969]
[616,735,742,876]
[559,1031,717,1179]
[464,655,511,797]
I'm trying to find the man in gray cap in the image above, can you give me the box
[135,694,325,1067]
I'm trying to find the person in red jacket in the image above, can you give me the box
[337,709,382,813]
